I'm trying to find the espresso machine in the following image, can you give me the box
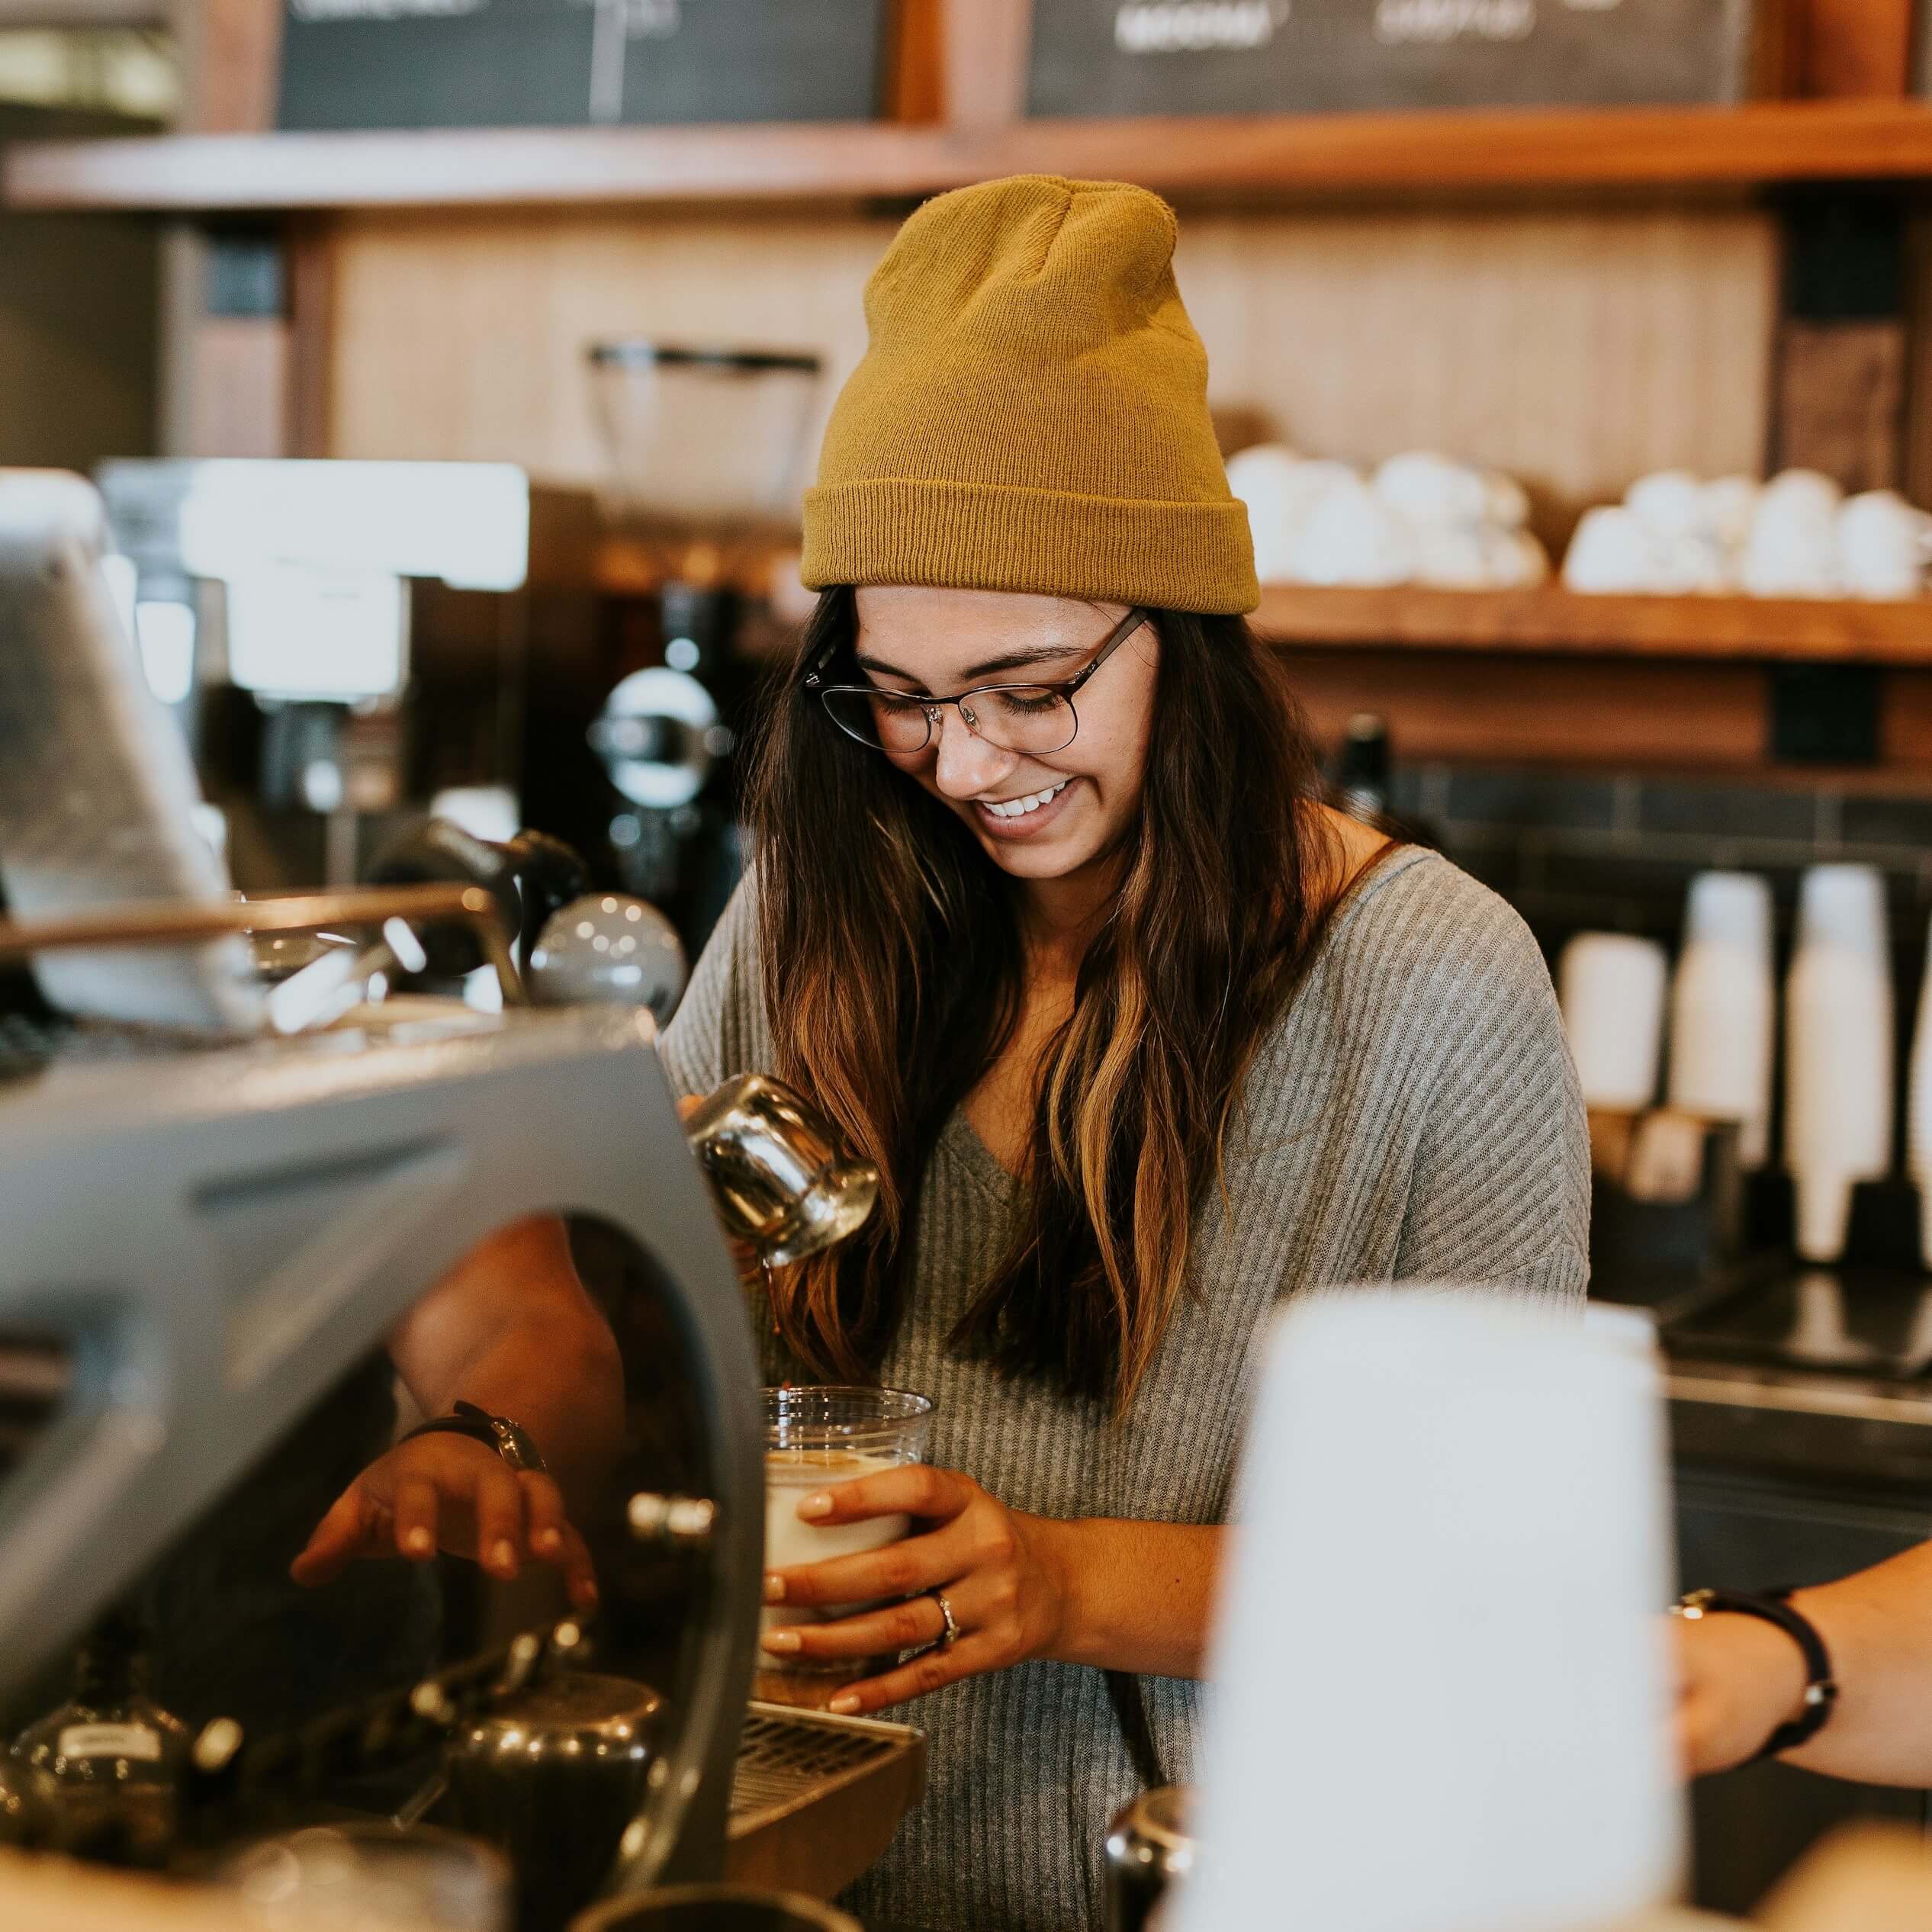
[583,344,821,955]
[0,471,921,1925]
[95,458,539,891]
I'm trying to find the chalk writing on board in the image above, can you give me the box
[1374,0,1535,46]
[1032,0,1758,112]
[1114,2,1291,50]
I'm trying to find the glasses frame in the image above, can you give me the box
[805,606,1152,758]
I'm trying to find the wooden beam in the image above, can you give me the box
[177,0,281,137]
[941,0,1032,127]
[886,0,943,124]
[0,0,163,24]
[1256,585,1932,665]
[20,100,1932,214]
[284,214,334,456]
[1794,0,1914,98]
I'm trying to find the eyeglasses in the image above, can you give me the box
[805,607,1151,759]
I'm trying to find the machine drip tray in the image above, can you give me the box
[726,1702,926,1900]
[1660,1262,1932,1381]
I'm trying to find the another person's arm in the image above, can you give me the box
[1680,1541,1932,1784]
[291,1215,622,1606]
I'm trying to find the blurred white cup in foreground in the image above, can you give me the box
[1172,1288,1680,1932]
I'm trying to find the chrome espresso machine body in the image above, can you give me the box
[0,469,922,1921]
[0,994,764,1888]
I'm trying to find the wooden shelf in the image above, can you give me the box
[1255,583,1932,664]
[17,98,1932,212]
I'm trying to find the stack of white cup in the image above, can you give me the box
[1569,866,1912,1269]
[1557,933,1669,1114]
[1783,865,1894,1265]
[1665,873,1776,1169]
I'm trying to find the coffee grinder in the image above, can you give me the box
[583,343,821,954]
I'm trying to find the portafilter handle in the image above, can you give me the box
[682,1073,879,1268]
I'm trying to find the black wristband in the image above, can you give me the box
[1673,1586,1838,1761]
[401,1400,548,1475]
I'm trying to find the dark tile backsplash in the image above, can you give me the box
[1839,792,1932,849]
[1387,762,1932,963]
[1442,769,1622,834]
[1635,780,1820,844]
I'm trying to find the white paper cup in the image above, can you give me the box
[1174,1290,1680,1932]
[1786,864,1894,1262]
[1558,932,1669,1113]
[1667,872,1775,1166]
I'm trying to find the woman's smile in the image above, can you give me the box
[971,775,1077,838]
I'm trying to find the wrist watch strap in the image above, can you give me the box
[402,1400,548,1474]
[1673,1586,1838,1760]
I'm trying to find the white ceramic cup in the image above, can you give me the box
[1837,490,1929,601]
[1482,526,1550,588]
[1559,932,1670,1113]
[1562,506,1665,594]
[1701,474,1761,552]
[1741,469,1844,597]
[1666,872,1776,1167]
[1413,522,1493,588]
[1372,450,1490,528]
[1286,474,1416,587]
[1785,863,1894,1262]
[1623,469,1707,543]
[1223,443,1306,586]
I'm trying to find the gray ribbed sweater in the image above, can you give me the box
[660,847,1589,1932]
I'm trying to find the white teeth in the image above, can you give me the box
[982,779,1069,820]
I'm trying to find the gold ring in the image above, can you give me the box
[930,1588,960,1648]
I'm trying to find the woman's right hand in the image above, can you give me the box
[678,1095,763,1281]
[291,1432,598,1609]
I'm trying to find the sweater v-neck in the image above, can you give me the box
[939,842,1430,1203]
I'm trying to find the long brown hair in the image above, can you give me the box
[747,587,1340,1413]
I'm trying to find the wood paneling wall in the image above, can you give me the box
[323,201,1778,530]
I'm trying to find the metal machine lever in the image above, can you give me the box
[0,882,522,1006]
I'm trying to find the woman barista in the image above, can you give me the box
[661,175,1591,1932]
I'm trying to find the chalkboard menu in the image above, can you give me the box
[278,0,889,131]
[1028,0,1765,114]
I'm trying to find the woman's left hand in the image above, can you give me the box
[1673,1604,1811,1776]
[760,1464,1073,1715]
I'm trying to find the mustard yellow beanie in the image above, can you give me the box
[800,175,1259,616]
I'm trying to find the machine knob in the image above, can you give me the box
[526,895,687,1024]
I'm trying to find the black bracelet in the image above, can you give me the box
[1673,1586,1838,1761]
[401,1400,548,1475]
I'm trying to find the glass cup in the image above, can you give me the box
[758,1386,934,1695]
[571,1885,862,1932]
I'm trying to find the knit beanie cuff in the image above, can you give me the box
[800,476,1261,616]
